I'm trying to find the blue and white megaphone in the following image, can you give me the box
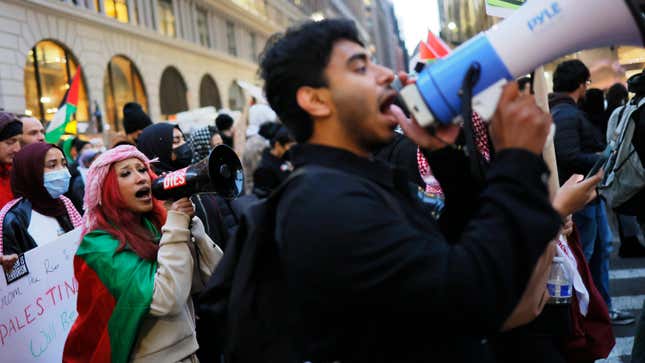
[400,0,645,127]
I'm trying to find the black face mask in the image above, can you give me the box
[172,143,192,169]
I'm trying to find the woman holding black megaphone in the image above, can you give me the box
[137,122,244,243]
[136,122,244,362]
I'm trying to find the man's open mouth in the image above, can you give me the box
[379,91,397,114]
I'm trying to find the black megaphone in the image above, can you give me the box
[151,144,244,200]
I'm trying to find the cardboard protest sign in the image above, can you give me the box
[486,0,526,18]
[0,228,81,362]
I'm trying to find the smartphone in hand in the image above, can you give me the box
[585,144,612,179]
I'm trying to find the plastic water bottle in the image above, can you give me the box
[547,256,572,304]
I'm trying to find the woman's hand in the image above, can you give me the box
[1,254,18,272]
[552,172,602,218]
[169,197,195,218]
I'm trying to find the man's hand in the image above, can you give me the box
[552,172,602,218]
[489,82,552,155]
[1,254,18,272]
[395,72,461,151]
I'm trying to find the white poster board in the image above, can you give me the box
[0,228,81,362]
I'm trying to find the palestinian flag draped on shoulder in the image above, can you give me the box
[45,66,82,143]
[62,220,160,362]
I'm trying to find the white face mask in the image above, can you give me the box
[43,168,71,199]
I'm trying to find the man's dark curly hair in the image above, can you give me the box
[553,59,590,93]
[259,19,363,142]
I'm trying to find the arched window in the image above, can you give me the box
[24,40,90,130]
[103,55,148,131]
[199,75,222,109]
[228,81,245,110]
[159,66,188,118]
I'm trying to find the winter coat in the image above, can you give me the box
[549,93,604,184]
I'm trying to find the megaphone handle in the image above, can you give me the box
[459,62,486,184]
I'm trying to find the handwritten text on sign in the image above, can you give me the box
[0,228,81,362]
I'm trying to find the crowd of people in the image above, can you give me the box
[0,17,643,363]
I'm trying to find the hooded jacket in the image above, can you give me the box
[548,93,604,184]
[137,123,181,174]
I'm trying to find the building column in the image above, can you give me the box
[126,0,137,24]
[208,11,216,49]
[135,0,146,26]
[150,0,159,31]
[97,0,106,13]
[188,0,197,43]
[172,0,183,38]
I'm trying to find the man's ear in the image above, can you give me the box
[296,86,332,119]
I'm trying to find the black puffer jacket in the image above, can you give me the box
[549,93,604,184]
[253,149,292,198]
[2,199,74,255]
[191,193,238,251]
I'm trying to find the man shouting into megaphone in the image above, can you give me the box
[253,19,600,363]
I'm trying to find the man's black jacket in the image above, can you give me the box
[549,93,604,184]
[275,144,562,363]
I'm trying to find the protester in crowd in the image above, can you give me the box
[0,112,22,209]
[252,122,295,197]
[137,123,192,175]
[0,143,82,258]
[258,19,597,362]
[67,149,101,212]
[605,83,629,135]
[549,60,633,325]
[215,113,235,148]
[599,82,645,258]
[242,104,276,194]
[123,102,153,144]
[580,88,607,147]
[18,115,45,145]
[190,125,221,163]
[63,145,222,362]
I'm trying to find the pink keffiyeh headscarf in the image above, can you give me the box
[83,145,151,232]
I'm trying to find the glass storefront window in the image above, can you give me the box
[24,40,90,128]
[159,66,188,118]
[104,0,129,23]
[103,56,148,132]
[199,75,222,109]
[158,0,176,37]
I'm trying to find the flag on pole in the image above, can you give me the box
[45,66,81,143]
[425,31,450,58]
[409,30,452,72]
